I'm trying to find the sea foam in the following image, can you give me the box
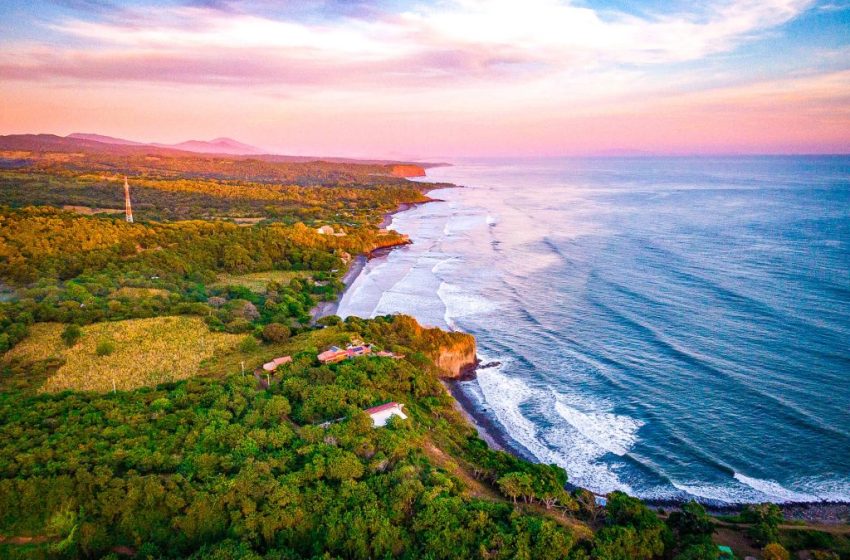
[475,363,642,495]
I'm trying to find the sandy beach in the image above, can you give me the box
[311,199,434,322]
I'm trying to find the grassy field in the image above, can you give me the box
[212,270,313,293]
[3,317,242,392]
[109,286,171,299]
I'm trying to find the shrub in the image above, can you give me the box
[742,503,783,545]
[96,339,116,356]
[673,543,719,560]
[762,543,790,560]
[61,324,82,347]
[239,336,259,353]
[225,318,253,333]
[261,323,290,343]
[317,315,342,327]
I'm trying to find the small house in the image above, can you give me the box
[365,402,408,427]
[347,344,372,358]
[318,343,375,364]
[262,356,292,372]
[318,346,348,364]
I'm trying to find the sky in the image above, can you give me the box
[1,0,849,158]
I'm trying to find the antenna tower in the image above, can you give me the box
[123,176,134,223]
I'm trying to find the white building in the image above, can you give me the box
[364,402,408,427]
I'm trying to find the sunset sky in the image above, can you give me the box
[1,0,849,158]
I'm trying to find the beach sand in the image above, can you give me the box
[311,199,433,322]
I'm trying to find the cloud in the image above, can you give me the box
[4,0,846,156]
[1,0,817,92]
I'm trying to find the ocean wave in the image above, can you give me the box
[475,364,641,494]
[553,399,644,457]
[437,282,499,330]
[360,159,850,504]
[669,473,823,505]
[733,473,820,503]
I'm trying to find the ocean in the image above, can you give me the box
[337,156,850,504]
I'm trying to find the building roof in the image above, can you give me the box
[318,346,347,360]
[365,402,403,415]
[262,356,292,372]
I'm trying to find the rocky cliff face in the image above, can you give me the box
[385,315,478,378]
[433,332,478,379]
[389,164,426,178]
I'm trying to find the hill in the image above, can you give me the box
[69,133,266,155]
[0,134,432,180]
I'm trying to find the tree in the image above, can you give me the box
[241,302,260,321]
[317,315,342,327]
[497,472,534,503]
[762,542,791,560]
[673,543,718,560]
[261,323,290,343]
[61,324,82,347]
[239,336,259,352]
[741,503,783,545]
[667,501,714,546]
[574,489,602,522]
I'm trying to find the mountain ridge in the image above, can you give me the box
[68,133,264,155]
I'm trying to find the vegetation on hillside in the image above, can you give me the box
[0,142,847,559]
[3,317,242,392]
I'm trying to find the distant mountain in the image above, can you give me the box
[159,138,265,155]
[68,133,145,146]
[0,133,437,177]
[68,133,265,155]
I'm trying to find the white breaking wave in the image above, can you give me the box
[733,473,821,503]
[437,281,500,330]
[670,473,822,504]
[553,399,644,457]
[475,364,641,495]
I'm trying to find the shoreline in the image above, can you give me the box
[310,254,367,321]
[450,363,850,522]
[311,197,436,322]
[317,180,850,523]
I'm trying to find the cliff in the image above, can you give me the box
[389,164,427,178]
[383,315,477,378]
[433,334,478,378]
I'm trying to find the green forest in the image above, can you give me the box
[0,138,847,559]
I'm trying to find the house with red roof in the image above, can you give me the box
[317,346,349,364]
[317,343,375,364]
[262,356,292,372]
[364,402,408,427]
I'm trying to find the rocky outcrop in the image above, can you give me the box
[383,315,478,378]
[389,164,426,178]
[434,334,478,379]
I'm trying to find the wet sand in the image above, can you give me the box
[311,198,435,322]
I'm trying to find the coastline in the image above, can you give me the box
[310,254,367,321]
[315,177,850,523]
[449,364,850,523]
[311,198,436,322]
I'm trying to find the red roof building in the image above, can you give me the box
[364,402,408,427]
[262,356,292,372]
